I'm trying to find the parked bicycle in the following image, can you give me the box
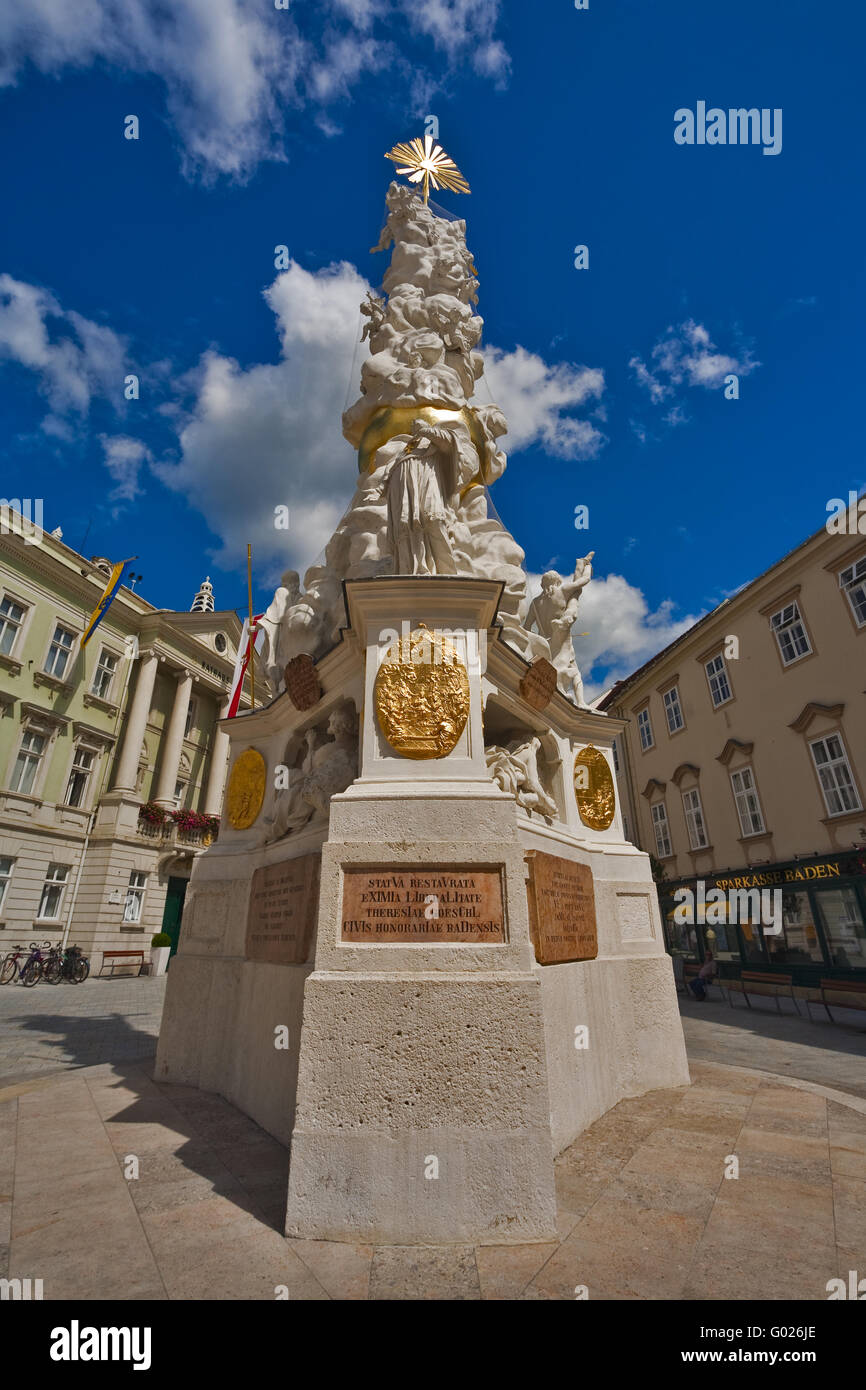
[43,943,90,985]
[0,941,51,986]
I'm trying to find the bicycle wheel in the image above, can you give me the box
[43,957,63,984]
[0,956,17,985]
[21,960,42,986]
[71,958,90,984]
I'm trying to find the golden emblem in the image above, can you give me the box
[226,747,267,829]
[573,745,616,831]
[374,625,470,759]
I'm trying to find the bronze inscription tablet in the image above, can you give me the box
[246,855,320,964]
[525,850,597,965]
[341,866,506,943]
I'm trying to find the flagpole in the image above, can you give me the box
[247,544,255,710]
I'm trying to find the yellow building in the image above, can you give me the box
[0,510,257,970]
[600,523,866,985]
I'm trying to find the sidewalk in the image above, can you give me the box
[2,1056,864,1300]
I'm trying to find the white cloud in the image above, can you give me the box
[100,434,151,509]
[525,569,701,700]
[629,317,759,404]
[0,273,126,419]
[152,259,372,581]
[483,346,606,459]
[0,0,508,181]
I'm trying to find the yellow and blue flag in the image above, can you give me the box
[81,557,136,649]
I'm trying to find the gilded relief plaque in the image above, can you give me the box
[574,744,616,830]
[246,855,320,964]
[226,747,267,829]
[525,850,598,965]
[374,626,470,759]
[341,866,506,943]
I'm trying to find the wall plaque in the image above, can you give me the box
[519,658,557,711]
[525,850,598,965]
[285,654,321,711]
[246,854,320,963]
[341,866,506,943]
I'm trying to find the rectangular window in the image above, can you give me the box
[770,601,811,665]
[663,686,684,734]
[839,556,866,628]
[0,595,26,657]
[0,856,13,913]
[816,888,866,968]
[768,891,825,966]
[612,740,619,773]
[731,767,765,836]
[705,653,732,707]
[184,698,197,738]
[810,734,862,816]
[11,730,46,795]
[65,746,96,808]
[91,648,118,700]
[123,871,148,924]
[45,624,75,679]
[38,863,69,920]
[682,787,708,849]
[637,707,654,751]
[651,802,672,858]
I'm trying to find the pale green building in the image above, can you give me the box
[0,509,256,970]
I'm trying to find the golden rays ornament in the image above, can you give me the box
[384,135,471,205]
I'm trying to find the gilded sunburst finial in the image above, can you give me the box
[384,135,470,205]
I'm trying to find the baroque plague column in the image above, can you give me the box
[156,139,689,1246]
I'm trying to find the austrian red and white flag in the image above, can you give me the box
[227,614,265,717]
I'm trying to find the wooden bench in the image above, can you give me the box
[683,962,725,1002]
[731,969,801,1016]
[806,978,866,1024]
[99,949,145,978]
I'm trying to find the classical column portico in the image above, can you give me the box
[112,649,159,794]
[203,698,231,816]
[154,668,194,808]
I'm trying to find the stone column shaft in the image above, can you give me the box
[112,650,159,793]
[154,669,194,807]
[203,699,231,815]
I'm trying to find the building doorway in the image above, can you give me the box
[161,876,189,958]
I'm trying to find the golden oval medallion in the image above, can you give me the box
[574,744,616,830]
[374,626,470,760]
[226,747,267,829]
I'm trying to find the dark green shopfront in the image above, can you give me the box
[660,850,866,989]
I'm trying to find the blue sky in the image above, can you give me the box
[0,0,863,693]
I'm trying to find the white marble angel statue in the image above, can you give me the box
[525,553,595,709]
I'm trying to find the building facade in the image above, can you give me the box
[600,524,866,987]
[0,512,255,968]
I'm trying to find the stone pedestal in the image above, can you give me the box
[156,575,688,1247]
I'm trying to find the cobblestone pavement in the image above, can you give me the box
[679,992,866,1100]
[1,1058,864,1300]
[0,974,166,1090]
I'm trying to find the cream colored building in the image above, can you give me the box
[0,509,257,969]
[600,524,866,984]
